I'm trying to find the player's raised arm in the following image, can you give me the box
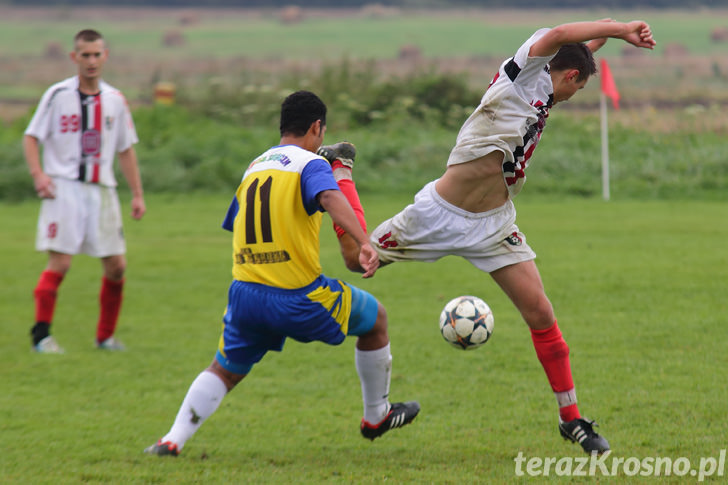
[529,20,656,57]
[584,19,615,53]
[318,189,379,278]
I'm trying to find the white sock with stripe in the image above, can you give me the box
[162,370,228,450]
[355,344,392,424]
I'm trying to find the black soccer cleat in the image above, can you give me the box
[317,141,356,169]
[559,417,610,455]
[360,401,420,441]
[144,440,180,457]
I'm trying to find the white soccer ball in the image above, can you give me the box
[438,295,494,350]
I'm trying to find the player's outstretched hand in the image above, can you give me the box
[33,172,56,199]
[623,21,656,49]
[131,196,146,220]
[359,242,380,278]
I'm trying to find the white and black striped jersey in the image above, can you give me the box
[25,76,138,187]
[447,28,555,198]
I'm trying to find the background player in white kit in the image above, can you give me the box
[23,29,145,353]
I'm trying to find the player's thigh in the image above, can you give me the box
[218,278,354,374]
[490,260,554,326]
[464,228,536,273]
[346,284,381,337]
[83,185,125,257]
[370,184,454,264]
[36,178,85,254]
[216,283,290,375]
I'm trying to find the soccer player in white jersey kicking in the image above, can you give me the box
[322,19,656,454]
[24,29,145,353]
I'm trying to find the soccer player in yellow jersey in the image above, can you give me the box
[145,91,419,457]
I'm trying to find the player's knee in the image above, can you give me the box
[375,302,388,331]
[103,256,126,280]
[207,360,245,391]
[523,298,555,330]
[48,261,72,275]
[368,303,388,334]
[358,303,389,349]
[47,252,72,274]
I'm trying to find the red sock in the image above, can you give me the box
[530,321,581,422]
[96,277,124,343]
[334,177,367,239]
[34,270,64,324]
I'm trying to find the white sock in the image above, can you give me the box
[161,370,228,450]
[355,344,392,424]
[556,389,578,408]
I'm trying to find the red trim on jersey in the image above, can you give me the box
[91,93,102,183]
[91,163,100,183]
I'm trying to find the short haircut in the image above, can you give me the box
[550,43,597,82]
[73,29,104,49]
[279,90,327,137]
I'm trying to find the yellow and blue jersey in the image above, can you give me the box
[214,144,380,375]
[222,144,339,289]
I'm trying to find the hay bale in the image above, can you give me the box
[361,4,399,18]
[279,6,303,25]
[710,27,728,42]
[620,46,645,58]
[663,43,689,57]
[44,41,64,60]
[178,11,200,27]
[398,44,422,61]
[162,30,186,47]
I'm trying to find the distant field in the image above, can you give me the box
[2,7,727,60]
[2,6,728,121]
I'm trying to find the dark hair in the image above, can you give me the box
[279,90,327,137]
[549,43,596,82]
[74,29,104,45]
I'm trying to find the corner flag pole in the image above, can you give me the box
[600,91,610,201]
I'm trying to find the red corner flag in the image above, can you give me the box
[600,58,620,110]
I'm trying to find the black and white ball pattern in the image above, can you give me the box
[439,295,494,350]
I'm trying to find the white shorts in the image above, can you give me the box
[36,177,126,257]
[370,181,536,273]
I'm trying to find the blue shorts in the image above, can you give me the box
[215,275,379,375]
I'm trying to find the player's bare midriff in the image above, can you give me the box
[434,150,509,214]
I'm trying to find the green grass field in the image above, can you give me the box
[2,5,726,482]
[2,193,726,483]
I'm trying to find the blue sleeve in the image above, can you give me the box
[221,194,238,232]
[301,158,340,215]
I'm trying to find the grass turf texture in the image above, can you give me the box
[1,193,726,483]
